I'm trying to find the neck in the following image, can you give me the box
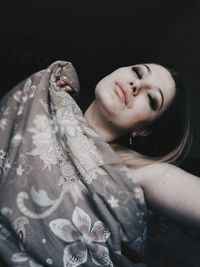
[84,100,123,142]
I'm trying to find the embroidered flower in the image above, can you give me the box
[26,115,58,170]
[108,196,119,208]
[49,207,113,267]
[16,164,24,176]
[0,150,6,160]
[13,79,37,115]
[57,173,86,203]
[51,104,105,176]
[11,133,22,147]
[13,91,22,102]
[0,118,8,130]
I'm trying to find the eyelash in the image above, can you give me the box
[132,67,142,79]
[132,66,157,110]
[147,93,157,110]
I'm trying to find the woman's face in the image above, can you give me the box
[95,63,176,133]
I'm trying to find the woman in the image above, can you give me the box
[84,63,200,266]
[84,62,199,230]
[0,61,199,267]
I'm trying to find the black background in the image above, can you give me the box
[1,1,200,266]
[0,0,200,165]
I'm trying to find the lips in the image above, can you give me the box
[115,82,128,105]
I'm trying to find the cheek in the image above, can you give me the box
[132,97,150,117]
[95,82,114,107]
[95,77,113,97]
[95,81,121,118]
[112,109,144,130]
[129,100,155,126]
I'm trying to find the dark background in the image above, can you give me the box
[0,0,200,168]
[1,1,200,266]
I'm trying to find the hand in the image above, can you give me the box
[56,79,73,92]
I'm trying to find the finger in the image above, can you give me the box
[64,85,73,92]
[56,80,66,87]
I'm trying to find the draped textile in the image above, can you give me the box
[0,61,148,267]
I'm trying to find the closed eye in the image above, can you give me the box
[147,93,159,111]
[132,66,142,79]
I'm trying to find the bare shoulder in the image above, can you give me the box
[129,162,171,181]
[129,162,200,228]
[129,162,198,188]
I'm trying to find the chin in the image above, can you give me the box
[96,90,118,116]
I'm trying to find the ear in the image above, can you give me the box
[132,129,152,137]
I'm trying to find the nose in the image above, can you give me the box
[129,80,142,96]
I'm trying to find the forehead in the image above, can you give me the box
[145,63,175,88]
[146,63,174,83]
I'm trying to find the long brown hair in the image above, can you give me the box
[111,64,192,168]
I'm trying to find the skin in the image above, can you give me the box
[133,163,200,230]
[84,63,176,142]
[84,64,200,229]
[57,63,200,230]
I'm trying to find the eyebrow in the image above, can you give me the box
[143,64,151,73]
[143,64,164,110]
[158,88,164,110]
[149,88,164,111]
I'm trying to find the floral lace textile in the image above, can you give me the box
[0,61,147,267]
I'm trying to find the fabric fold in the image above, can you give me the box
[0,61,148,267]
